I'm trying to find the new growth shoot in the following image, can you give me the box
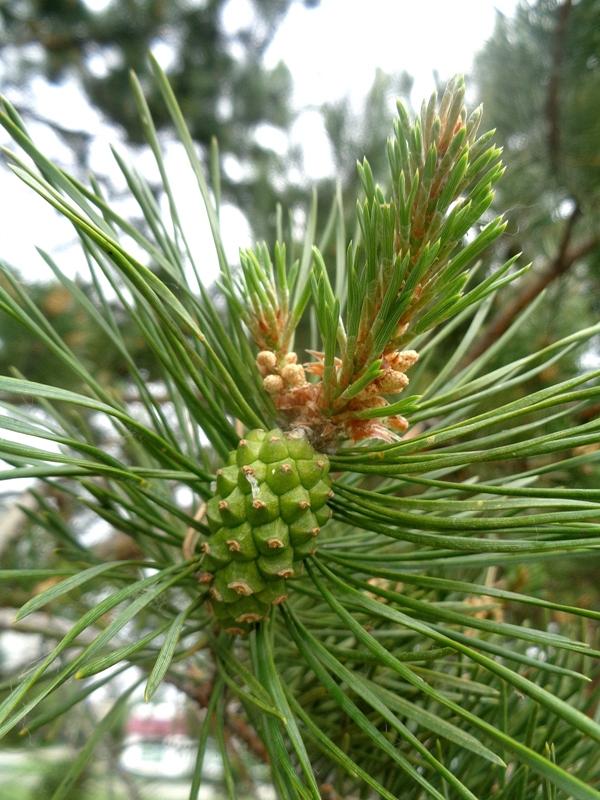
[232,77,523,447]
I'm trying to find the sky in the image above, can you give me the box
[266,0,520,107]
[251,0,521,178]
[0,0,521,285]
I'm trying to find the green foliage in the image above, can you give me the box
[473,0,600,353]
[243,77,525,444]
[0,270,160,389]
[324,78,514,383]
[0,63,599,800]
[476,0,600,217]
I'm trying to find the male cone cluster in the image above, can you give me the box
[200,428,333,635]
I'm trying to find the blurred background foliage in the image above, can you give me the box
[471,0,600,363]
[0,0,320,239]
[1,0,600,796]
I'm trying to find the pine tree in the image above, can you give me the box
[468,0,600,360]
[0,0,319,242]
[0,64,600,799]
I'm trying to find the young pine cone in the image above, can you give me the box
[201,428,333,634]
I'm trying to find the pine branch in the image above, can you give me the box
[1,63,600,799]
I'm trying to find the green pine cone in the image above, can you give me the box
[201,428,333,635]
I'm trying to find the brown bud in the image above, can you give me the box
[388,349,419,372]
[281,363,306,386]
[388,415,409,432]
[349,394,387,411]
[256,350,278,369]
[263,374,284,394]
[374,370,409,394]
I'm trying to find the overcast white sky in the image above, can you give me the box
[0,0,521,284]
[266,0,520,107]
[264,0,521,177]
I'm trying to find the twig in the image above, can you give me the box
[463,207,599,364]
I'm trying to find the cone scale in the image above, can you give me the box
[202,428,333,634]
